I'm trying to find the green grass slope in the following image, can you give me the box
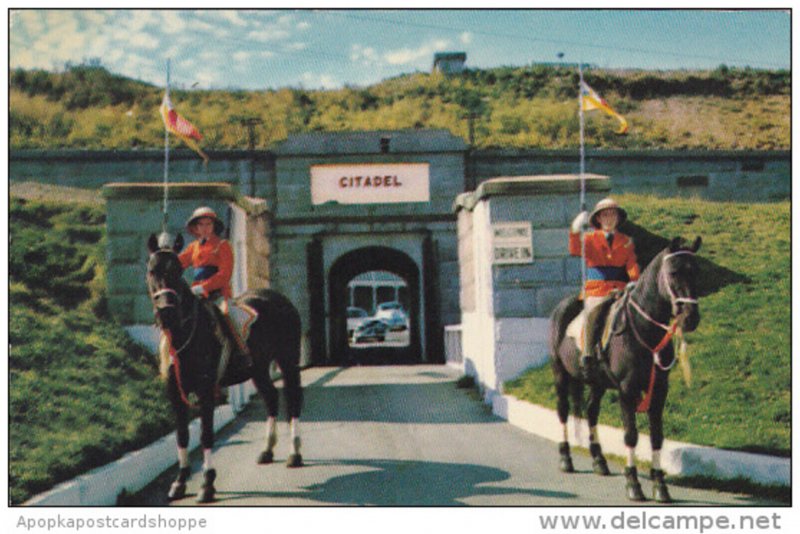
[8,194,173,504]
[505,195,790,456]
[9,64,790,150]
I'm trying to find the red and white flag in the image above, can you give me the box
[160,93,209,163]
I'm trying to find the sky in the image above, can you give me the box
[7,8,792,91]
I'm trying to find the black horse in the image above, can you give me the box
[146,233,304,503]
[550,236,701,503]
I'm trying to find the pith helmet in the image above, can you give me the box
[186,206,224,237]
[589,198,627,229]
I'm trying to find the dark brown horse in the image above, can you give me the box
[146,233,303,503]
[550,236,701,502]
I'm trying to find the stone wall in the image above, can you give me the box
[12,148,789,202]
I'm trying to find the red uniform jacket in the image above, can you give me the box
[569,229,640,298]
[178,234,234,299]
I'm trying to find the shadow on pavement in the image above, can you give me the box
[213,458,577,506]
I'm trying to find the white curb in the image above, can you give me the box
[492,393,790,487]
[24,385,255,506]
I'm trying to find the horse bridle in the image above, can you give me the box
[626,249,698,369]
[148,253,200,356]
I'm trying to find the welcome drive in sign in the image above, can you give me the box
[310,163,430,205]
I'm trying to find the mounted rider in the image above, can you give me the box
[178,206,251,371]
[570,197,640,380]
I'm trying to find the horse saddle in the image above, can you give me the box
[205,299,259,386]
[566,292,627,355]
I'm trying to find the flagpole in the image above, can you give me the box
[162,59,171,235]
[578,62,588,303]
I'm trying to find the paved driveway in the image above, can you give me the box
[136,365,776,506]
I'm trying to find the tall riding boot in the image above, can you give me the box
[580,309,601,382]
[221,313,253,368]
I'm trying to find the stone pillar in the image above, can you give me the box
[453,174,610,397]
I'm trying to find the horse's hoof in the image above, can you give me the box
[626,482,646,502]
[167,481,186,501]
[286,454,303,468]
[196,486,215,504]
[651,469,673,503]
[258,450,274,464]
[196,469,216,503]
[558,442,574,473]
[559,456,575,473]
[624,467,647,501]
[653,484,672,503]
[592,456,611,476]
[589,443,610,476]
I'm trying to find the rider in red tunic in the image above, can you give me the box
[180,206,250,367]
[179,207,234,301]
[570,198,640,380]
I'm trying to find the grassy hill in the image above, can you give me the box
[8,189,173,504]
[9,64,790,150]
[505,195,790,457]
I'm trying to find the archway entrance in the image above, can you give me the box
[328,246,421,365]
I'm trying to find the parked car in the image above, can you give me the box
[347,306,370,337]
[374,301,408,331]
[350,319,388,344]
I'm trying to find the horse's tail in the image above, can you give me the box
[569,377,585,420]
[549,293,583,357]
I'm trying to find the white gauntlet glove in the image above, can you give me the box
[571,211,590,233]
[191,285,206,297]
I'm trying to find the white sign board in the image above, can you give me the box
[310,163,430,205]
[492,222,533,264]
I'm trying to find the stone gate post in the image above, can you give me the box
[452,174,610,399]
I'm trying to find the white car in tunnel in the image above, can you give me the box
[347,306,370,337]
[374,301,408,331]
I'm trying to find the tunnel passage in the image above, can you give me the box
[328,246,421,365]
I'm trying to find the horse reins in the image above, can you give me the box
[152,284,201,408]
[626,250,697,412]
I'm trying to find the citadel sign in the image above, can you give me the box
[311,163,430,205]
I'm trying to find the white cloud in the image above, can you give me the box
[218,10,248,27]
[160,11,187,34]
[351,44,380,65]
[82,10,112,26]
[301,72,338,90]
[187,16,214,33]
[129,32,159,50]
[297,21,310,30]
[125,11,157,32]
[233,51,251,62]
[285,42,307,51]
[460,32,473,45]
[384,39,451,66]
[194,69,219,88]
[10,10,44,38]
[247,28,290,43]
[198,50,222,62]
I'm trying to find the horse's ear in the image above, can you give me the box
[174,233,184,253]
[669,237,683,252]
[147,234,159,254]
[691,236,702,253]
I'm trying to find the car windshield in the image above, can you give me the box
[347,308,368,318]
[378,302,401,310]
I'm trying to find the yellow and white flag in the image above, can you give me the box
[580,81,628,135]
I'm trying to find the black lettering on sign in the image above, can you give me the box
[337,175,405,188]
